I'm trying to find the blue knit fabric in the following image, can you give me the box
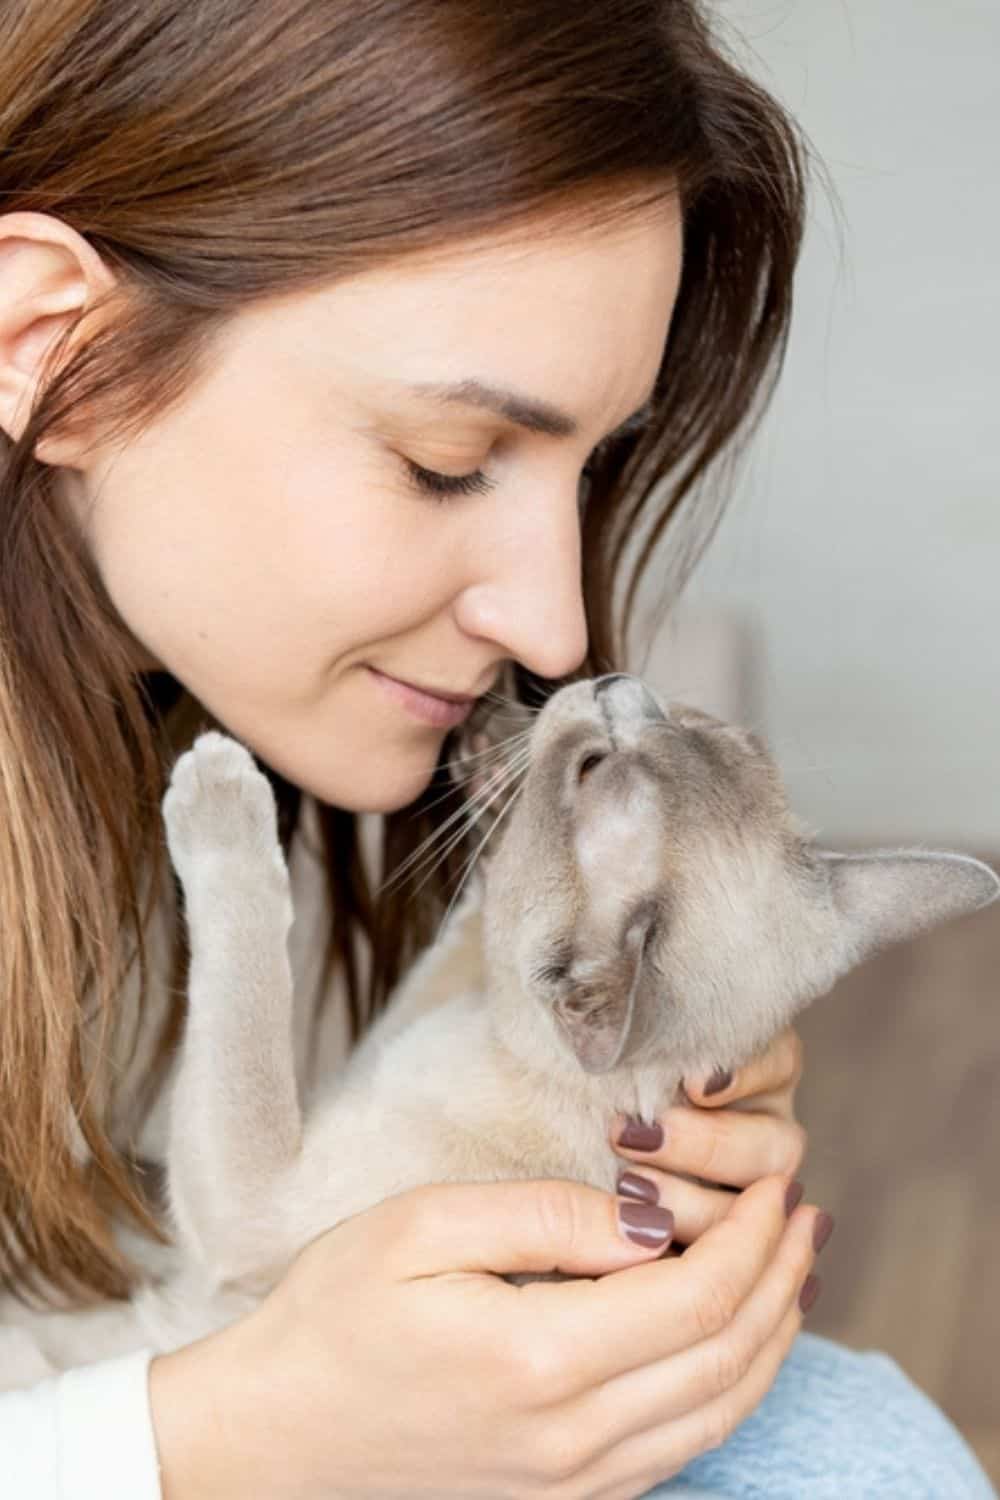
[642,1331,996,1500]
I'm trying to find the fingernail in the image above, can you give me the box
[703,1066,733,1097]
[616,1116,664,1151]
[618,1199,675,1248]
[785,1180,805,1218]
[813,1211,835,1254]
[616,1170,660,1205]
[799,1274,822,1314]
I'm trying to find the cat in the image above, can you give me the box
[2,671,997,1387]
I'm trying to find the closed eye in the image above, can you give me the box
[403,410,652,503]
[404,460,496,498]
[533,953,573,986]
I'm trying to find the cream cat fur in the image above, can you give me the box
[2,673,997,1388]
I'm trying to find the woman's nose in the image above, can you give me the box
[454,498,590,680]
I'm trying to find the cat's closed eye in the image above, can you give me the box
[533,955,573,986]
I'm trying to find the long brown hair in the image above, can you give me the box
[0,0,821,1304]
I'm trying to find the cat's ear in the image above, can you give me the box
[817,847,1000,967]
[551,910,653,1074]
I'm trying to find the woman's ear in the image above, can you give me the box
[0,210,117,465]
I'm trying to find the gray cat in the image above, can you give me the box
[1,673,996,1385]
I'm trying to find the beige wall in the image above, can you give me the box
[635,0,1000,850]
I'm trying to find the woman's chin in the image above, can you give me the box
[296,742,446,814]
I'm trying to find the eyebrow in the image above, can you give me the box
[401,378,656,442]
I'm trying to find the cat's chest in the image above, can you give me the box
[364,997,626,1194]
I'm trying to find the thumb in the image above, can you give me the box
[377,1178,675,1280]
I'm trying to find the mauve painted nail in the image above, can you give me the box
[618,1199,675,1248]
[617,1170,660,1205]
[617,1117,664,1151]
[785,1180,804,1218]
[799,1274,822,1314]
[813,1212,835,1253]
[703,1066,733,1097]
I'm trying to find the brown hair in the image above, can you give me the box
[0,0,821,1304]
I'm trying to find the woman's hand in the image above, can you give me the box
[611,1025,808,1248]
[150,1170,825,1499]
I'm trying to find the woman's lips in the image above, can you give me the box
[367,667,475,728]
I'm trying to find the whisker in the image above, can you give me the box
[379,744,532,895]
[380,789,489,890]
[438,767,530,928]
[394,746,533,904]
[419,720,530,792]
[454,725,535,767]
[472,696,540,726]
[378,800,478,892]
[419,725,533,815]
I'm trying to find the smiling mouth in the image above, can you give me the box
[374,668,497,704]
[390,677,476,705]
[366,667,479,728]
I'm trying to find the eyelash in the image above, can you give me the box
[404,461,497,500]
[404,419,649,504]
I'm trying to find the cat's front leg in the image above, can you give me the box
[161,732,304,1285]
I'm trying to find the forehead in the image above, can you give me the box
[257,196,684,425]
[665,726,790,839]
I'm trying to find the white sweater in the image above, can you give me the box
[0,792,378,1496]
[0,1350,162,1497]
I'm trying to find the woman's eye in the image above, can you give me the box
[404,459,496,501]
[403,433,618,504]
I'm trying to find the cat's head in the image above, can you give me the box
[450,673,999,1078]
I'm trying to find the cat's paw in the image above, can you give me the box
[162,731,287,893]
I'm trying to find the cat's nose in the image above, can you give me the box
[593,674,666,722]
[593,673,631,695]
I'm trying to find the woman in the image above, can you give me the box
[0,1,993,1495]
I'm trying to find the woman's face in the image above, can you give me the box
[62,198,684,810]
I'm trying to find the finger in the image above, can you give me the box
[526,1176,804,1394]
[613,1103,807,1189]
[378,1178,676,1283]
[616,1163,743,1245]
[683,1027,803,1109]
[572,1297,806,1499]
[559,1192,818,1468]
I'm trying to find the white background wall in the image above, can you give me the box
[638,0,999,850]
